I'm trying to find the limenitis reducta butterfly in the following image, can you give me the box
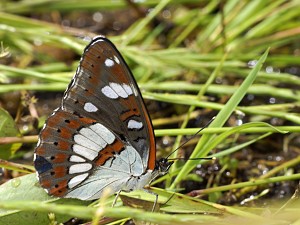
[34,36,173,201]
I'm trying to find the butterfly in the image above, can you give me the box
[34,36,173,201]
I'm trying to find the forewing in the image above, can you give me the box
[61,37,156,170]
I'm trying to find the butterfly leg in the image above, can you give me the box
[161,192,175,206]
[143,188,158,212]
[112,189,122,207]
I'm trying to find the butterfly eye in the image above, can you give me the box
[156,158,173,174]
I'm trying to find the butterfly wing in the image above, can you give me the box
[62,37,156,169]
[34,37,156,199]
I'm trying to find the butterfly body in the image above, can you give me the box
[34,37,171,200]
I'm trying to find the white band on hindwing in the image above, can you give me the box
[72,123,116,161]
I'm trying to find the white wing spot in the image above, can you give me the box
[73,124,115,160]
[110,83,128,98]
[114,55,120,64]
[79,127,106,149]
[69,163,92,174]
[90,123,115,144]
[74,134,99,151]
[105,58,114,67]
[84,102,98,112]
[70,155,86,163]
[128,120,143,129]
[68,173,89,189]
[122,84,133,95]
[73,144,98,160]
[101,85,118,99]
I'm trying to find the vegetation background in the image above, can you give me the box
[0,0,300,224]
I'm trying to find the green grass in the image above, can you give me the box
[0,0,300,224]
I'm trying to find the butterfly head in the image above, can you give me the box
[155,158,174,175]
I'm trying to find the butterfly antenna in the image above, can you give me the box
[166,116,215,160]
